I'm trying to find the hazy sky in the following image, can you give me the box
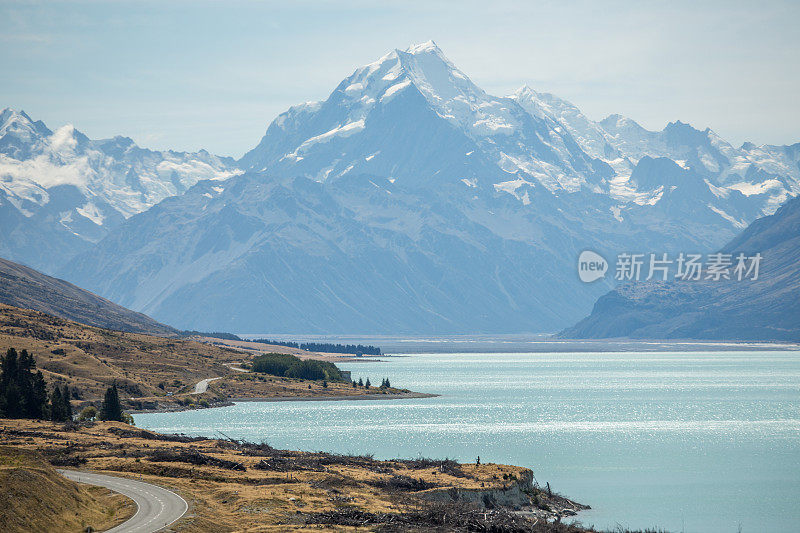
[2,0,798,157]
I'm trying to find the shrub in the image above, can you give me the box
[77,406,97,421]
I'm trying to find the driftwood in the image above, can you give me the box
[304,502,591,532]
[146,448,245,471]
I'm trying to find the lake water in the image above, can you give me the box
[135,351,800,532]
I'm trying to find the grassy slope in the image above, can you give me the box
[0,444,134,532]
[0,303,423,411]
[0,256,177,336]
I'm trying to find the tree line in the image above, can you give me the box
[251,339,382,356]
[0,347,127,423]
[251,353,345,381]
[351,377,392,389]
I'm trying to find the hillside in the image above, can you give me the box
[561,195,800,341]
[0,304,423,411]
[0,256,177,336]
[0,445,133,532]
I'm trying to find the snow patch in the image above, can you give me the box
[381,79,411,103]
[708,204,747,229]
[76,201,104,225]
[704,179,729,199]
[728,179,783,196]
[344,82,364,95]
[295,119,366,155]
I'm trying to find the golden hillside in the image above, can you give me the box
[0,444,133,532]
[0,303,426,412]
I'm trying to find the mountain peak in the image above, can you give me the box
[513,85,546,102]
[402,40,441,55]
[0,108,34,130]
[334,41,485,116]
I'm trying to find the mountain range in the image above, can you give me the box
[2,41,798,333]
[0,108,238,272]
[561,195,800,341]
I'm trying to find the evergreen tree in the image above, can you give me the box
[352,380,357,388]
[0,348,49,419]
[100,383,124,422]
[62,384,73,420]
[365,378,371,389]
[50,386,66,422]
[358,377,363,387]
[31,371,48,419]
[385,378,390,388]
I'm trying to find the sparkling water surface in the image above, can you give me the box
[135,351,800,532]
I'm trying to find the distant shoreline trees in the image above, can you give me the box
[250,339,382,356]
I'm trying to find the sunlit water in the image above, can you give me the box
[135,351,800,532]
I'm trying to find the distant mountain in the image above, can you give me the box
[561,196,800,341]
[56,42,800,333]
[0,108,239,273]
[0,256,176,336]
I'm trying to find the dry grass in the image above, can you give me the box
[0,419,587,532]
[0,304,423,412]
[0,444,135,532]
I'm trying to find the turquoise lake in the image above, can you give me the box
[134,351,800,532]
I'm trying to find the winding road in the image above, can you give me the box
[58,470,188,533]
[192,376,222,394]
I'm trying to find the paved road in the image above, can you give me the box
[192,376,222,394]
[59,470,188,533]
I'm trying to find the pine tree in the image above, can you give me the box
[50,386,66,422]
[0,348,50,419]
[62,384,73,421]
[385,378,390,389]
[358,377,363,387]
[352,380,357,388]
[1,348,20,418]
[365,378,371,389]
[100,383,124,422]
[31,371,48,419]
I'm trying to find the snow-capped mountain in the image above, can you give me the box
[56,42,800,333]
[516,87,798,215]
[0,108,239,272]
[241,41,610,194]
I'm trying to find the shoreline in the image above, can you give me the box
[2,418,589,531]
[130,391,439,414]
[228,391,439,403]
